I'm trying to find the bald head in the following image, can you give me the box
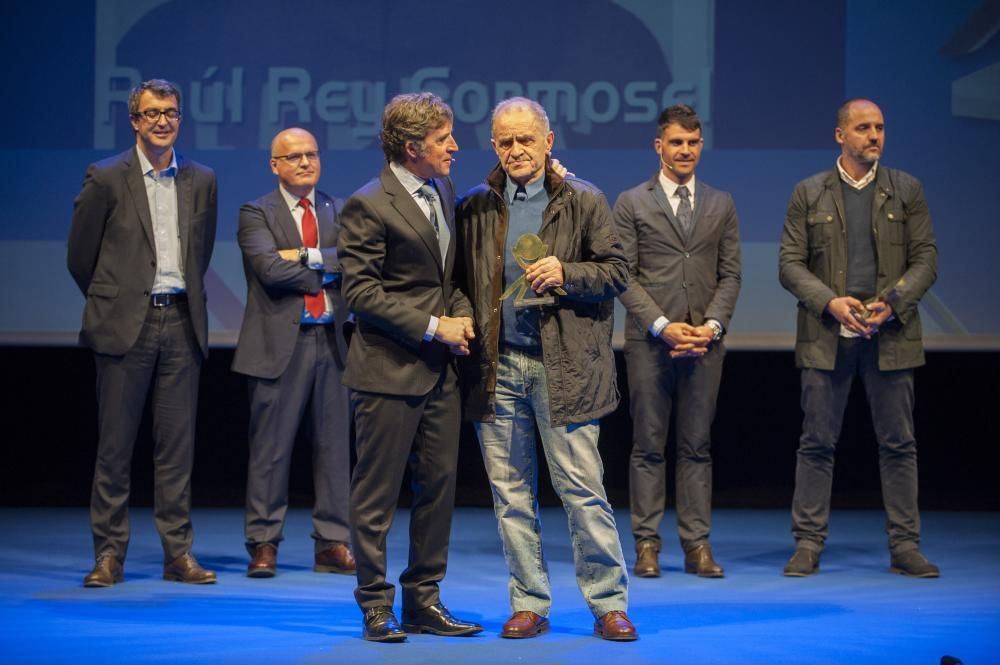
[835,99,885,178]
[270,128,321,197]
[836,99,881,130]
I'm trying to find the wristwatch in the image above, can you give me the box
[706,319,723,341]
[298,247,309,266]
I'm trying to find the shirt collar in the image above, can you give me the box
[837,157,878,190]
[136,146,177,177]
[657,171,696,199]
[390,160,431,196]
[279,184,315,212]
[505,174,546,204]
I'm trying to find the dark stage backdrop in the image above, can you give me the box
[3,348,997,511]
[1,0,999,349]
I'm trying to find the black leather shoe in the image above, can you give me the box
[890,549,940,578]
[363,606,406,642]
[402,603,483,636]
[783,548,820,577]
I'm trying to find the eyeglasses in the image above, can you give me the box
[133,108,181,122]
[272,151,321,164]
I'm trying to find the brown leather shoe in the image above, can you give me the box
[594,610,638,641]
[501,611,549,639]
[163,553,217,584]
[84,552,123,587]
[247,543,277,578]
[634,542,660,578]
[684,543,724,578]
[314,543,356,574]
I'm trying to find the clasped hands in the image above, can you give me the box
[826,296,893,338]
[660,322,715,358]
[435,316,476,356]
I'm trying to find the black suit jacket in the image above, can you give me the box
[232,188,346,379]
[337,165,472,397]
[67,146,218,356]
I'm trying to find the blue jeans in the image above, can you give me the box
[475,347,628,618]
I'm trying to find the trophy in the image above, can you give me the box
[500,233,566,308]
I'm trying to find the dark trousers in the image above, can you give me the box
[349,367,461,612]
[625,339,724,552]
[90,302,202,561]
[244,324,351,554]
[791,337,920,554]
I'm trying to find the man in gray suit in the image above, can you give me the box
[779,99,939,577]
[232,128,355,579]
[337,93,481,642]
[614,104,741,579]
[68,79,217,587]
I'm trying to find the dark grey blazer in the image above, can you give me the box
[67,146,217,357]
[614,172,742,341]
[231,188,346,379]
[337,165,472,397]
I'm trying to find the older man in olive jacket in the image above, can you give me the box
[456,97,635,641]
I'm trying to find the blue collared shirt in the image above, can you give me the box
[136,147,184,294]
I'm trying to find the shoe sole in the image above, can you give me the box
[401,624,483,636]
[634,569,660,578]
[83,575,123,588]
[162,574,217,584]
[890,567,939,578]
[783,568,818,577]
[501,623,549,639]
[314,565,355,574]
[363,632,407,642]
[593,628,638,642]
[247,568,276,578]
[685,566,724,578]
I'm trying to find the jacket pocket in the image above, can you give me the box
[806,211,835,248]
[886,208,907,245]
[87,282,118,298]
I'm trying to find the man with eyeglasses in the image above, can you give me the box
[232,128,355,579]
[68,78,218,587]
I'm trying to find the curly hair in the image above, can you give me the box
[380,92,454,163]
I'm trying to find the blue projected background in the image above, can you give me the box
[1,0,997,348]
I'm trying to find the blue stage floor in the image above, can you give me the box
[1,507,997,664]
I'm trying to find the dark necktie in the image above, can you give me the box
[418,183,441,238]
[299,198,324,319]
[676,184,693,236]
[514,185,527,202]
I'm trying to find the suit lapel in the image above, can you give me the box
[687,181,712,245]
[175,155,193,266]
[648,176,687,246]
[123,148,156,254]
[381,167,443,272]
[267,189,302,247]
[315,193,337,248]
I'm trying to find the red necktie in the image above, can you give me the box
[300,198,324,319]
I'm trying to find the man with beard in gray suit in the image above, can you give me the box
[614,104,742,580]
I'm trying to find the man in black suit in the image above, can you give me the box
[68,79,217,587]
[232,128,355,579]
[337,93,481,642]
[614,104,742,580]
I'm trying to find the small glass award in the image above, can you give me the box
[499,233,566,308]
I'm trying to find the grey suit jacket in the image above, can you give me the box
[337,165,473,397]
[614,172,742,341]
[67,146,218,357]
[231,188,347,379]
[778,166,937,370]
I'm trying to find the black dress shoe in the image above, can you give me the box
[890,549,940,578]
[783,548,820,577]
[402,603,483,636]
[363,606,406,642]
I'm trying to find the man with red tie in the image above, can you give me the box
[232,128,355,579]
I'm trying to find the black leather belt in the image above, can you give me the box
[150,292,187,307]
